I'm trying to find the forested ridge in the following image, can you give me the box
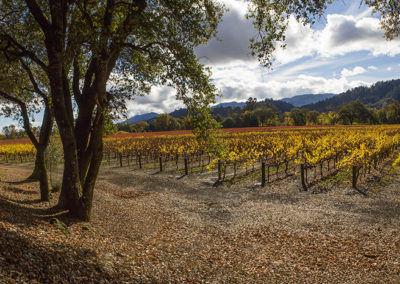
[116,78,400,132]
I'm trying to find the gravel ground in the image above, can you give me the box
[1,161,400,283]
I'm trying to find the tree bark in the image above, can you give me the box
[0,90,53,201]
[29,151,41,180]
[36,145,50,201]
[37,106,53,201]
[80,111,105,221]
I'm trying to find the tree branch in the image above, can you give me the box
[19,59,48,104]
[72,51,82,105]
[0,33,48,73]
[24,0,51,34]
[0,90,39,147]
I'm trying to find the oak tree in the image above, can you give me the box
[0,56,53,201]
[0,0,223,220]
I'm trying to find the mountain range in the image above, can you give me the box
[122,94,332,124]
[302,79,400,111]
[281,93,336,107]
[122,78,400,124]
[123,112,159,124]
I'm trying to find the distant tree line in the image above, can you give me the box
[220,99,385,128]
[114,98,400,133]
[6,96,399,136]
[1,124,40,139]
[118,114,192,133]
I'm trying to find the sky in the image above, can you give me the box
[125,0,400,118]
[1,0,400,128]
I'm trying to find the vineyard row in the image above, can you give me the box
[1,125,399,189]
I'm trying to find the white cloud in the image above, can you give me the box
[387,66,393,71]
[271,14,400,64]
[195,0,255,65]
[125,2,400,117]
[125,86,184,117]
[341,66,367,77]
[214,73,370,103]
[273,16,316,64]
[317,14,400,57]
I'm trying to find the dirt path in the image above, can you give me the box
[1,162,400,283]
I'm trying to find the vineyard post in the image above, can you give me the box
[119,153,123,167]
[300,164,307,191]
[138,155,142,169]
[159,156,163,172]
[218,160,222,181]
[305,166,308,183]
[223,164,227,180]
[184,157,189,175]
[352,165,359,188]
[320,162,323,177]
[261,161,266,187]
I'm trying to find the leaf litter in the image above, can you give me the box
[0,162,400,283]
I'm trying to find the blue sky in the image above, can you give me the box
[1,0,400,129]
[123,0,400,117]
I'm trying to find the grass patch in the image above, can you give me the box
[319,167,351,187]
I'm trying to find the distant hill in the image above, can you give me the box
[280,93,337,107]
[122,100,294,124]
[169,100,293,119]
[265,99,294,113]
[303,79,400,112]
[214,102,246,108]
[122,112,158,124]
[169,102,245,119]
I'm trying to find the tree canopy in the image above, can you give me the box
[247,0,400,67]
[0,0,224,220]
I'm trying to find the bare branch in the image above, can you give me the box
[72,52,82,105]
[0,90,39,147]
[24,0,51,34]
[0,33,48,73]
[19,59,48,104]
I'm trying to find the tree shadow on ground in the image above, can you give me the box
[0,225,121,282]
[6,178,37,185]
[4,185,37,195]
[0,196,132,282]
[0,194,81,228]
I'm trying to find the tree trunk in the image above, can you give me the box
[23,104,53,201]
[56,134,82,214]
[37,106,53,200]
[80,112,105,221]
[37,145,50,201]
[28,151,41,180]
[50,62,82,213]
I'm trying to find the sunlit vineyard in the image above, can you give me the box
[0,143,36,163]
[102,125,400,189]
[1,125,400,189]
